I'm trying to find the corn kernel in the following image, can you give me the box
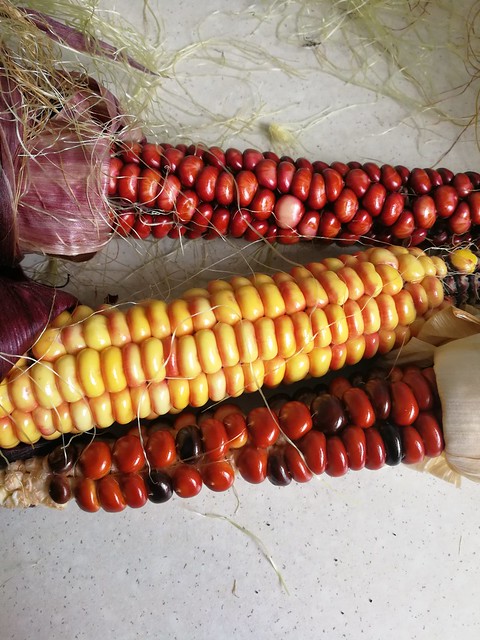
[61,322,87,354]
[337,267,365,300]
[358,295,381,334]
[254,317,278,361]
[397,253,426,283]
[297,277,329,309]
[284,353,309,384]
[321,257,345,272]
[127,305,152,343]
[54,354,83,403]
[51,310,72,328]
[235,285,265,321]
[316,271,349,305]
[274,315,296,358]
[375,294,399,331]
[0,416,19,448]
[110,387,136,424]
[8,369,37,413]
[430,256,448,277]
[258,283,286,318]
[345,336,366,366]
[168,299,194,336]
[450,248,478,275]
[278,280,306,314]
[195,329,222,374]
[242,360,265,392]
[378,329,396,354]
[30,362,63,409]
[208,279,233,293]
[224,364,245,397]
[375,264,404,296]
[143,300,171,339]
[308,347,332,378]
[168,378,190,411]
[0,379,13,417]
[211,289,242,325]
[177,334,202,378]
[31,327,66,361]
[105,308,132,346]
[187,296,217,331]
[188,373,210,407]
[421,275,445,308]
[310,309,332,348]
[148,381,171,416]
[83,314,112,350]
[11,409,41,444]
[404,282,429,315]
[394,290,417,325]
[292,311,314,354]
[330,343,347,370]
[52,403,74,433]
[354,263,384,297]
[367,247,399,269]
[250,273,275,286]
[343,300,365,337]
[89,392,115,428]
[140,338,166,382]
[69,398,94,432]
[206,370,227,402]
[213,323,240,367]
[418,255,437,277]
[122,343,146,388]
[235,320,259,363]
[77,348,105,398]
[263,356,286,387]
[130,384,152,419]
[324,304,349,345]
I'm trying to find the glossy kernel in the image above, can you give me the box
[236,445,268,483]
[278,401,313,440]
[113,435,146,473]
[247,407,280,448]
[79,441,112,480]
[202,460,235,492]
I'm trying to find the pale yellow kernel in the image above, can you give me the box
[290,266,313,280]
[366,247,399,269]
[250,273,275,286]
[30,362,63,409]
[41,431,63,441]
[31,327,66,361]
[130,384,152,419]
[375,294,399,331]
[450,248,478,275]
[69,398,94,432]
[321,257,345,272]
[254,317,278,361]
[242,360,265,392]
[337,267,365,301]
[235,285,265,321]
[188,373,210,407]
[54,354,83,403]
[308,347,332,378]
[8,369,37,412]
[148,381,170,416]
[187,296,216,331]
[375,264,404,296]
[208,279,233,293]
[127,305,152,343]
[0,416,20,448]
[143,300,171,339]
[52,403,74,433]
[430,256,448,277]
[263,356,286,387]
[110,388,136,424]
[167,299,193,337]
[345,336,366,366]
[284,353,310,384]
[140,338,166,382]
[51,310,73,328]
[420,275,445,308]
[292,311,314,354]
[305,263,327,278]
[211,289,242,325]
[324,304,349,345]
[315,271,348,305]
[418,255,437,277]
[77,348,105,398]
[224,364,245,397]
[105,309,131,346]
[257,283,286,318]
[182,287,209,299]
[235,320,259,363]
[274,315,296,358]
[100,346,127,393]
[278,280,307,314]
[358,296,381,334]
[61,323,87,354]
[71,305,95,322]
[89,392,115,428]
[83,314,112,350]
[297,277,329,309]
[310,309,332,348]
[378,329,397,354]
[11,410,40,444]
[0,379,13,417]
[387,246,409,256]
[397,253,426,283]
[122,343,146,387]
[213,323,240,367]
[206,370,227,402]
[177,334,202,378]
[394,290,417,325]
[230,276,252,289]
[168,378,190,411]
[195,330,222,374]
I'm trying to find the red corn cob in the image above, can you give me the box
[109,142,480,248]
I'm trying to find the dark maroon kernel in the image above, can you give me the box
[175,426,203,464]
[146,470,173,503]
[293,387,317,411]
[311,393,346,434]
[378,423,403,466]
[48,475,72,504]
[267,450,292,486]
[48,445,77,474]
[267,393,291,415]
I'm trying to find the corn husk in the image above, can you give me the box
[385,306,480,483]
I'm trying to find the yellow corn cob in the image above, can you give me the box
[0,246,448,448]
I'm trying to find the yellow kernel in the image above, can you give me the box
[30,362,63,409]
[297,277,329,309]
[277,280,306,314]
[337,267,365,300]
[100,346,127,393]
[375,264,404,296]
[187,296,216,331]
[122,343,146,387]
[143,300,171,339]
[344,300,365,337]
[263,356,286,387]
[110,388,136,424]
[421,275,445,308]
[130,384,152,419]
[61,322,87,354]
[182,287,209,299]
[168,378,190,411]
[0,379,13,417]
[208,279,233,293]
[397,253,426,283]
[213,323,240,367]
[375,294,399,331]
[51,310,72,328]
[140,338,166,382]
[388,246,409,256]
[358,295,381,334]
[430,256,448,277]
[11,410,40,444]
[148,381,171,416]
[366,247,399,269]
[168,299,194,337]
[188,373,210,407]
[8,369,37,412]
[394,325,411,349]
[292,311,314,354]
[321,257,345,272]
[0,416,19,448]
[105,309,131,346]
[418,255,437,277]
[290,266,313,280]
[234,320,259,363]
[450,248,478,275]
[257,283,286,318]
[404,283,429,315]
[324,304,349,345]
[70,397,94,432]
[242,360,265,392]
[230,276,252,289]
[211,289,242,325]
[235,285,265,321]
[224,364,245,397]
[206,370,227,402]
[330,344,348,370]
[127,305,152,343]
[54,354,83,403]
[83,314,112,350]
[315,271,349,305]
[52,403,74,433]
[284,353,309,384]
[89,392,115,428]
[274,315,296,358]
[305,262,327,278]
[250,273,275,286]
[394,290,417,325]
[177,334,202,378]
[254,317,278,361]
[71,305,95,322]
[272,272,294,285]
[345,336,366,366]
[195,329,222,374]
[31,327,66,361]
[354,263,384,297]
[339,254,359,267]
[308,347,332,378]
[77,348,105,398]
[310,309,332,348]
[378,329,396,354]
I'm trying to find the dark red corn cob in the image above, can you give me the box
[40,363,444,512]
[109,142,480,248]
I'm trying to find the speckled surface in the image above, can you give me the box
[2,2,480,639]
